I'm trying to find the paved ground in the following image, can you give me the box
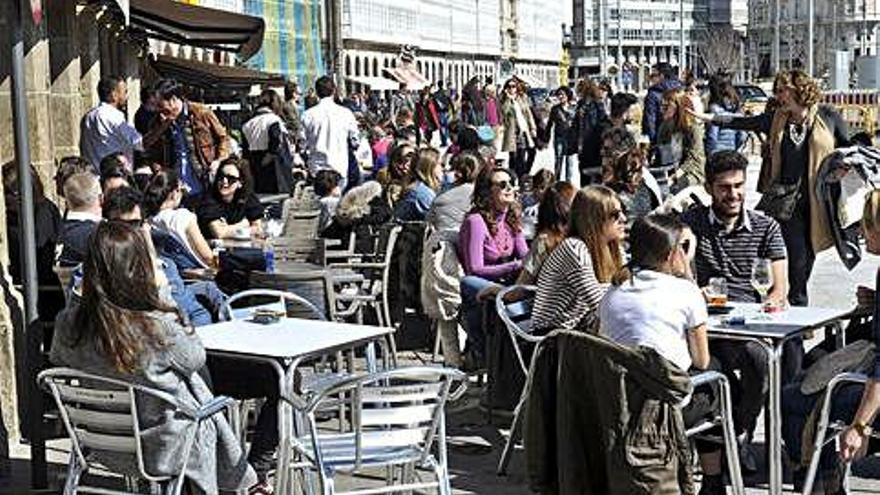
[5,150,880,494]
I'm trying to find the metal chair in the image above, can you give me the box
[284,366,467,495]
[494,284,539,475]
[222,288,325,322]
[801,372,872,495]
[329,225,403,332]
[38,367,233,495]
[685,371,745,495]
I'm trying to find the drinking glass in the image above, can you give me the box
[751,258,774,305]
[706,277,728,307]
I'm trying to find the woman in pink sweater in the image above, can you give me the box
[458,166,528,365]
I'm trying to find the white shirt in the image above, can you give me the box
[241,108,289,151]
[301,97,359,179]
[79,102,143,170]
[599,269,708,370]
[151,208,207,268]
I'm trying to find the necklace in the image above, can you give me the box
[788,122,807,147]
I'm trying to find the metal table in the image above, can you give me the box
[708,303,852,495]
[196,318,395,493]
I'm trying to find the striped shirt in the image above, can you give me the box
[681,206,787,303]
[532,237,609,333]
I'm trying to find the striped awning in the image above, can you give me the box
[127,0,265,60]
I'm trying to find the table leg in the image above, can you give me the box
[764,340,785,495]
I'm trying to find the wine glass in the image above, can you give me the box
[751,258,774,305]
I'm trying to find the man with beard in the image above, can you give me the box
[682,150,789,473]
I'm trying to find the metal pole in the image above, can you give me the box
[679,0,685,73]
[599,0,607,75]
[773,0,781,72]
[807,0,814,76]
[11,0,43,489]
[617,0,623,88]
[640,9,645,90]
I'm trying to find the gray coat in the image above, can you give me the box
[51,305,256,493]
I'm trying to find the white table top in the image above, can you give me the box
[196,318,394,360]
[708,302,852,340]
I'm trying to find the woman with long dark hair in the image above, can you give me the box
[705,76,747,155]
[144,169,215,267]
[458,166,528,364]
[516,181,576,285]
[50,221,256,493]
[600,213,725,494]
[196,157,264,240]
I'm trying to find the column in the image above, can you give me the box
[48,0,82,161]
[77,6,100,114]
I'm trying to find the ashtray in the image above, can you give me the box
[251,309,284,325]
[707,305,734,315]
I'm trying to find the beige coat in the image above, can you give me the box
[764,106,836,253]
[500,95,537,152]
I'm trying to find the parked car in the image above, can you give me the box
[734,83,768,115]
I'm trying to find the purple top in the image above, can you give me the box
[485,97,500,127]
[459,211,528,281]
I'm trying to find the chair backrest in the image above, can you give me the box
[222,288,326,321]
[303,367,466,471]
[495,285,540,375]
[38,367,194,483]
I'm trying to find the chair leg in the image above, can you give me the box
[803,390,839,495]
[497,393,526,475]
[716,377,744,495]
[62,452,84,495]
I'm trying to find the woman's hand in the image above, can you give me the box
[840,425,870,462]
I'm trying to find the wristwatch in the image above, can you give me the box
[852,421,873,438]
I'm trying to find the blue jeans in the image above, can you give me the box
[438,112,449,147]
[554,140,580,187]
[782,382,868,475]
[459,276,499,361]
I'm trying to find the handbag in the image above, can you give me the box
[476,125,496,144]
[756,180,802,222]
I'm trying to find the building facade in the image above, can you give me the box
[571,0,747,88]
[338,0,566,92]
[748,0,880,79]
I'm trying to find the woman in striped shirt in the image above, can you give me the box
[532,185,626,334]
[458,166,528,364]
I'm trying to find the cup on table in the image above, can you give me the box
[706,277,729,307]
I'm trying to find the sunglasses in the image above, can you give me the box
[492,180,514,191]
[218,174,241,185]
[608,209,625,222]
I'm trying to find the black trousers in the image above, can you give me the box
[780,208,815,308]
[684,359,723,454]
[207,356,279,479]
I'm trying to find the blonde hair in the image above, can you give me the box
[862,189,880,235]
[409,148,442,191]
[568,185,625,283]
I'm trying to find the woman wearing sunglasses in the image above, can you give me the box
[531,185,626,334]
[458,166,528,366]
[197,157,264,240]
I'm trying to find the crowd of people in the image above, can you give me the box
[7,62,880,494]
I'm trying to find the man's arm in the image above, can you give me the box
[207,108,230,160]
[767,258,789,305]
[841,380,880,461]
